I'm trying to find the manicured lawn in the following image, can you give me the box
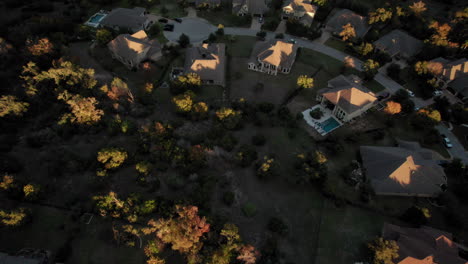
[296,48,360,77]
[452,125,468,151]
[148,0,187,18]
[364,79,386,93]
[221,35,257,58]
[198,9,252,28]
[324,37,348,53]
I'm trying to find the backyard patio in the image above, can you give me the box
[302,104,343,136]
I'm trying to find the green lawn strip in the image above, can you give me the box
[324,38,348,53]
[364,79,386,93]
[221,35,257,58]
[198,9,252,28]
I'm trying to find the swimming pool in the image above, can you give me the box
[320,117,341,133]
[85,13,107,27]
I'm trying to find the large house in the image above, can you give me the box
[184,43,226,86]
[374,29,423,59]
[360,140,447,197]
[382,223,468,264]
[99,7,151,32]
[316,75,377,122]
[428,58,468,101]
[325,9,370,39]
[108,30,162,69]
[248,40,298,75]
[282,0,318,27]
[233,0,269,17]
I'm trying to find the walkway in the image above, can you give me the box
[435,124,468,164]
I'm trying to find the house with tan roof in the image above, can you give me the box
[374,30,423,59]
[325,9,370,39]
[100,7,151,32]
[248,40,298,75]
[382,223,468,264]
[108,30,162,69]
[184,43,226,86]
[360,140,447,197]
[233,0,269,17]
[282,0,318,27]
[427,58,468,100]
[316,75,377,122]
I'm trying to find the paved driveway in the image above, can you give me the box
[436,124,468,164]
[250,18,262,31]
[163,17,216,44]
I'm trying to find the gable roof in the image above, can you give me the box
[428,57,468,82]
[100,7,147,32]
[108,30,161,66]
[318,75,377,114]
[374,29,423,58]
[360,140,447,196]
[283,0,318,14]
[252,40,299,69]
[184,43,226,85]
[449,75,468,98]
[326,9,370,38]
[382,223,468,264]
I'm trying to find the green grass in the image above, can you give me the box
[325,38,348,53]
[242,203,257,217]
[365,79,386,93]
[316,200,387,264]
[222,35,257,58]
[198,9,252,27]
[296,48,360,77]
[148,0,187,18]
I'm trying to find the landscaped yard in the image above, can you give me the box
[364,79,386,93]
[197,8,252,28]
[324,37,348,53]
[221,35,257,58]
[148,0,187,18]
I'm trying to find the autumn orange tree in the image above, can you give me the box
[369,8,392,24]
[0,95,29,118]
[384,101,402,115]
[26,38,54,56]
[368,237,399,264]
[143,205,210,263]
[409,1,427,17]
[339,23,356,41]
[215,107,242,130]
[57,91,104,125]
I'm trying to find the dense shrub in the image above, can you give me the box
[252,134,266,146]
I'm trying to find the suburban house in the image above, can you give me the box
[325,9,370,39]
[184,43,226,86]
[232,0,269,17]
[194,0,221,9]
[360,140,447,197]
[428,58,468,100]
[99,7,151,32]
[282,0,318,27]
[382,223,468,264]
[108,30,162,69]
[316,75,377,122]
[248,40,298,75]
[374,29,423,59]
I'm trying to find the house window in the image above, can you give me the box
[283,68,288,73]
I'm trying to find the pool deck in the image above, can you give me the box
[302,105,343,136]
[84,12,108,28]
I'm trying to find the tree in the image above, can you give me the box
[170,73,201,94]
[256,155,278,179]
[356,42,374,56]
[0,175,15,190]
[339,23,356,41]
[384,101,402,115]
[409,1,427,16]
[237,245,260,264]
[368,237,399,264]
[58,92,104,125]
[21,61,97,96]
[369,8,393,24]
[414,61,429,75]
[0,208,30,227]
[427,22,457,47]
[311,0,327,6]
[386,64,401,81]
[147,23,161,37]
[207,223,242,264]
[26,37,54,56]
[97,148,128,170]
[178,34,190,48]
[191,101,209,120]
[107,77,134,102]
[0,95,29,117]
[208,33,217,43]
[23,183,40,201]
[297,75,314,89]
[216,107,242,129]
[96,28,113,45]
[172,90,195,113]
[143,205,210,257]
[363,59,380,79]
[401,206,430,227]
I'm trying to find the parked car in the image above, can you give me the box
[288,38,297,44]
[441,134,453,148]
[258,17,264,24]
[174,18,182,23]
[433,90,443,97]
[163,24,174,31]
[158,18,168,23]
[377,92,390,101]
[406,89,415,97]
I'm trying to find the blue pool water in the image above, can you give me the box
[320,117,341,133]
[89,14,105,24]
